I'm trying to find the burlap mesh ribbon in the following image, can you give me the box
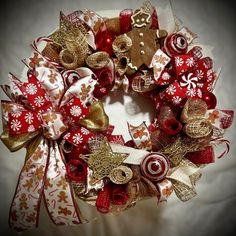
[181,98,213,138]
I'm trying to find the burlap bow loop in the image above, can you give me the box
[181,98,213,139]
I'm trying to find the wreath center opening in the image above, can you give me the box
[103,90,156,141]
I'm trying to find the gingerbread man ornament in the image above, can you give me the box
[126,9,167,74]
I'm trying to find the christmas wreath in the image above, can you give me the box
[1,1,234,232]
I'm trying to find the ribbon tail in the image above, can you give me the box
[171,179,197,202]
[43,142,86,225]
[167,159,202,202]
[9,139,49,232]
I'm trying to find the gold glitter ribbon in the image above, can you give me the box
[161,136,208,166]
[79,101,109,132]
[109,165,133,184]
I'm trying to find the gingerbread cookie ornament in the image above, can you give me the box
[126,9,168,74]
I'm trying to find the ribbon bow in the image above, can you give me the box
[158,47,216,105]
[1,66,108,232]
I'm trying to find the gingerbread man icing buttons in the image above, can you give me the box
[126,9,168,75]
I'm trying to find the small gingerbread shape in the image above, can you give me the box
[126,9,167,74]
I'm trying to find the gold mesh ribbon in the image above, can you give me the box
[111,75,129,93]
[50,12,87,48]
[105,17,121,35]
[141,1,155,14]
[161,136,208,166]
[116,55,130,76]
[109,33,133,94]
[59,33,89,69]
[129,165,158,199]
[42,43,61,64]
[139,176,159,197]
[109,181,138,215]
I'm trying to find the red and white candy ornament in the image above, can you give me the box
[164,33,188,56]
[141,153,170,182]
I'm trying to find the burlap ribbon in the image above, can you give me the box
[181,98,213,138]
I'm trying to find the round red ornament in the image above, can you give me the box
[164,33,188,56]
[140,153,170,182]
[201,91,217,109]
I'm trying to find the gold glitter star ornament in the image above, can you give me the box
[80,140,129,183]
[50,11,87,48]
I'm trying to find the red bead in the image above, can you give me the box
[66,159,88,182]
[93,85,109,98]
[201,92,217,109]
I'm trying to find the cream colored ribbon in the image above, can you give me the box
[110,143,149,165]
[110,143,201,202]
[150,49,170,83]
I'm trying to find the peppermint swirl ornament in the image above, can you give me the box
[140,153,170,181]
